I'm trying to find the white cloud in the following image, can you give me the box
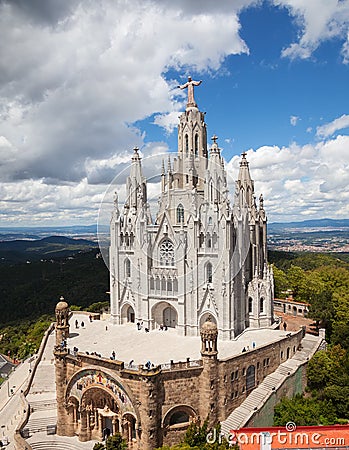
[316,114,349,138]
[290,115,299,126]
[226,134,349,221]
[274,0,349,62]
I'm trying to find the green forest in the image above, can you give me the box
[0,249,109,359]
[271,251,349,426]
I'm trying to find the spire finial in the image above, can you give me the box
[211,134,218,144]
[240,152,249,167]
[132,146,140,161]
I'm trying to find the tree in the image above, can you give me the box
[272,265,288,298]
[105,433,127,450]
[273,394,337,426]
[93,443,105,450]
[307,345,347,391]
[93,434,127,450]
[155,421,236,449]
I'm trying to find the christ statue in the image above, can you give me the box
[178,76,202,107]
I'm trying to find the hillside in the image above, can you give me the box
[0,249,109,326]
[0,235,98,263]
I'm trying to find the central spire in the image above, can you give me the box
[178,76,202,108]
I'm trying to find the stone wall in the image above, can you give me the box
[246,362,306,427]
[56,329,303,449]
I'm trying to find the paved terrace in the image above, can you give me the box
[68,313,292,365]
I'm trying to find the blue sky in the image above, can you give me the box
[1,0,349,225]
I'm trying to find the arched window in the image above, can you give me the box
[173,278,178,292]
[206,262,213,283]
[248,297,253,314]
[161,277,166,291]
[160,239,175,266]
[185,134,189,155]
[246,365,255,391]
[169,410,189,426]
[125,258,131,278]
[260,297,264,313]
[177,204,184,223]
[207,233,212,248]
[208,216,212,225]
[194,133,199,157]
[155,277,160,291]
[167,279,172,292]
[150,277,154,290]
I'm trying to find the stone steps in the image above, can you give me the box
[26,415,56,434]
[29,399,57,411]
[221,334,324,435]
[31,442,83,450]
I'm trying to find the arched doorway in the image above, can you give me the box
[127,306,135,323]
[163,306,177,328]
[120,304,135,324]
[122,413,137,443]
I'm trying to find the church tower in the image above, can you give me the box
[109,78,274,339]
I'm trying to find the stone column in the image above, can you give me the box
[138,367,163,449]
[199,317,219,426]
[79,408,88,442]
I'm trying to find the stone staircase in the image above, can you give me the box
[221,334,324,434]
[25,414,57,434]
[31,441,85,450]
[29,398,57,412]
[29,361,56,394]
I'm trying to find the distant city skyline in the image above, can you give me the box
[1,0,349,226]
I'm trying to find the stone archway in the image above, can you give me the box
[120,303,135,324]
[66,368,140,444]
[152,302,178,329]
[79,387,120,441]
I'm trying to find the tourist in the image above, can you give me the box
[129,359,134,367]
[137,322,141,330]
[283,321,287,331]
[89,314,92,322]
[81,321,85,328]
[112,351,116,359]
[75,319,78,328]
[145,327,149,333]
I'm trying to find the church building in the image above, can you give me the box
[109,77,274,339]
[50,79,297,450]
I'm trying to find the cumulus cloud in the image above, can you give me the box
[316,114,349,138]
[226,134,349,221]
[0,0,253,185]
[274,0,349,62]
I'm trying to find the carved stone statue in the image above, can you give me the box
[178,76,202,107]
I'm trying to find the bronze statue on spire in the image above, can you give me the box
[178,76,202,107]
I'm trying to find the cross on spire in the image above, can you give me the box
[211,134,218,144]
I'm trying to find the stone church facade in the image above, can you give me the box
[109,78,274,339]
[53,80,284,449]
